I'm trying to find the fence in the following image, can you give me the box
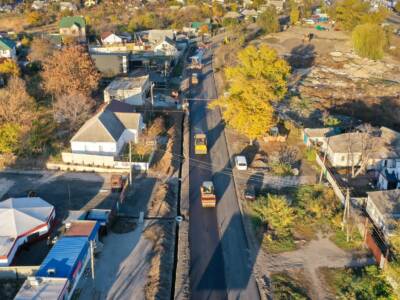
[315,153,346,204]
[0,266,39,279]
[60,150,154,171]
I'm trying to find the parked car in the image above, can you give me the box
[235,155,248,170]
[244,184,256,200]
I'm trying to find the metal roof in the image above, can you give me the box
[15,277,68,300]
[64,220,100,241]
[36,237,89,280]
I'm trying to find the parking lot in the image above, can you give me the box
[0,171,119,220]
[0,171,122,266]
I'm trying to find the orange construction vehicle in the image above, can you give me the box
[200,181,216,208]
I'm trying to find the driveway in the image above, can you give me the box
[78,221,153,300]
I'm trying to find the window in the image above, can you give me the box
[341,155,345,161]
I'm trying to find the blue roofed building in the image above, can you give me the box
[36,236,90,297]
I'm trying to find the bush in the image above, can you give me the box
[352,23,387,60]
[323,266,394,299]
[269,162,293,176]
[304,147,316,162]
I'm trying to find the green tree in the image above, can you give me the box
[210,45,290,143]
[0,123,22,154]
[334,0,370,31]
[352,23,386,60]
[263,194,295,237]
[257,5,280,34]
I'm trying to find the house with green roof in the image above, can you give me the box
[59,16,86,42]
[0,37,16,59]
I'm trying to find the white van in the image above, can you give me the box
[235,156,248,170]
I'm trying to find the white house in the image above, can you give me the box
[0,197,55,266]
[326,127,400,169]
[154,38,178,56]
[101,32,132,45]
[366,189,400,239]
[104,74,151,106]
[70,104,144,156]
[0,37,16,59]
[377,167,400,190]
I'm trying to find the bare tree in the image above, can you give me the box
[347,125,379,178]
[53,92,95,132]
[0,76,36,127]
[42,46,101,97]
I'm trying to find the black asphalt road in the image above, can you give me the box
[189,44,260,300]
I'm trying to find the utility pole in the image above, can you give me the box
[90,240,95,280]
[342,187,351,242]
[129,141,132,185]
[150,82,154,119]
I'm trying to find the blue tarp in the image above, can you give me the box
[36,237,89,280]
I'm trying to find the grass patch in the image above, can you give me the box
[321,266,394,299]
[304,147,316,162]
[271,272,311,300]
[263,235,297,254]
[330,229,363,251]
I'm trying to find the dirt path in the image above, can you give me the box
[257,233,375,299]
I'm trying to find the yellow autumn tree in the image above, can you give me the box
[0,59,20,77]
[210,44,290,143]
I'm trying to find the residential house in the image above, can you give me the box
[366,189,400,238]
[101,32,132,45]
[0,37,16,59]
[104,73,151,105]
[60,2,78,11]
[154,38,178,57]
[70,103,144,156]
[59,16,86,42]
[31,0,47,10]
[325,127,400,169]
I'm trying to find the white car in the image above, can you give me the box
[235,156,248,170]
